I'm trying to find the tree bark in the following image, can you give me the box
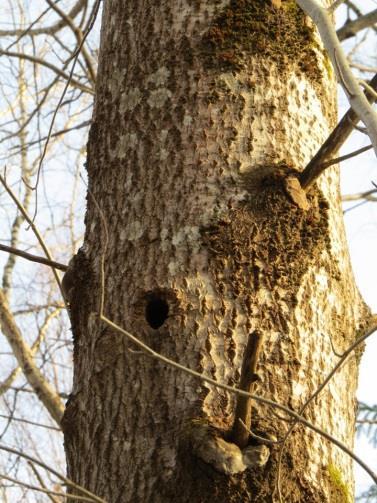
[63,1,370,501]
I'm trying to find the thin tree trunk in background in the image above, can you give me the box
[63,1,370,501]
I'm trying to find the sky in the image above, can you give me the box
[342,135,377,494]
[334,1,377,494]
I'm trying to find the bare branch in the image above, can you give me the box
[0,308,62,397]
[30,0,101,211]
[328,0,346,13]
[296,0,377,154]
[337,8,377,41]
[0,74,60,147]
[314,143,373,170]
[344,1,377,35]
[0,414,60,431]
[0,50,94,95]
[342,188,377,202]
[0,444,106,503]
[27,462,60,503]
[0,289,64,425]
[0,244,68,271]
[10,120,91,152]
[0,473,99,502]
[276,317,377,501]
[230,330,264,448]
[2,62,33,297]
[0,0,87,38]
[359,80,377,100]
[350,61,377,74]
[299,73,377,189]
[101,313,377,485]
[45,0,96,84]
[0,173,66,303]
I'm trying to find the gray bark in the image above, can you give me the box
[63,2,369,501]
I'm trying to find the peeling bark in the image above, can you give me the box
[63,1,369,501]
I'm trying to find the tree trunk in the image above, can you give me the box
[62,1,370,501]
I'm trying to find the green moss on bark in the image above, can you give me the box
[201,0,322,82]
[326,463,352,503]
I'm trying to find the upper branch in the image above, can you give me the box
[299,72,377,189]
[0,288,64,425]
[337,8,377,41]
[296,0,377,155]
[0,50,94,95]
[45,0,96,84]
[0,0,87,37]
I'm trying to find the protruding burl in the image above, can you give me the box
[283,175,310,210]
[188,420,270,475]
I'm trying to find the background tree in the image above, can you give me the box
[0,0,377,502]
[0,1,95,500]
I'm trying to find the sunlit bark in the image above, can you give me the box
[63,2,369,501]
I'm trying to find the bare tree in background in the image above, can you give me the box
[0,1,95,501]
[0,1,377,502]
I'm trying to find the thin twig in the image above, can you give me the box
[0,289,64,424]
[10,120,91,152]
[0,445,106,503]
[342,187,377,202]
[101,314,377,485]
[1,0,87,41]
[350,62,377,74]
[0,473,99,502]
[0,414,60,431]
[324,331,344,358]
[356,419,377,425]
[343,200,369,213]
[28,461,59,503]
[29,0,101,222]
[337,8,377,41]
[275,318,377,502]
[299,73,377,190]
[359,80,377,101]
[0,244,67,271]
[82,174,109,316]
[328,0,346,13]
[0,173,66,302]
[297,0,377,154]
[91,172,377,487]
[45,0,96,84]
[0,50,93,95]
[317,144,373,170]
[344,0,377,36]
[0,75,60,148]
[350,120,368,134]
[0,308,63,397]
[239,420,282,445]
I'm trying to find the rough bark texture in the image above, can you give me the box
[63,1,370,502]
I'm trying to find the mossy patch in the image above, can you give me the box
[326,463,352,503]
[200,0,322,82]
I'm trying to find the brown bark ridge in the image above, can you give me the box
[62,1,369,502]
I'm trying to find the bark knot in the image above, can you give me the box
[188,420,270,475]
